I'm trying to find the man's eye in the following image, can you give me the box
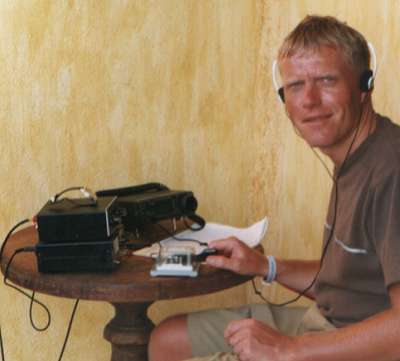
[286,82,303,91]
[319,76,336,85]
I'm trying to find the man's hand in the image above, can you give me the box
[224,318,296,361]
[206,237,268,277]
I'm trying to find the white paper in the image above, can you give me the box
[134,217,268,257]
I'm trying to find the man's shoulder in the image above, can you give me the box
[371,115,400,158]
[377,114,400,140]
[368,115,400,181]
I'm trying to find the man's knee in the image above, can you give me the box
[149,314,192,361]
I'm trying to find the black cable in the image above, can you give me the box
[50,187,97,207]
[183,217,204,231]
[254,108,365,307]
[57,299,79,361]
[0,325,4,361]
[184,215,206,231]
[156,221,208,246]
[4,248,79,361]
[51,186,84,203]
[3,248,51,332]
[0,219,30,361]
[0,219,30,264]
[29,291,51,332]
[270,178,342,306]
[0,219,42,361]
[0,219,31,361]
[252,179,340,307]
[0,218,80,361]
[310,148,335,181]
[251,279,270,303]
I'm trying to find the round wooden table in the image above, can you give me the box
[0,226,253,361]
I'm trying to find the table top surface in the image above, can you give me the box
[0,226,252,303]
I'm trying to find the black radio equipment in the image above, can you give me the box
[96,182,205,231]
[35,183,205,273]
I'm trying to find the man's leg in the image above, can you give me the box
[148,314,192,361]
[185,353,239,361]
[148,303,315,361]
[148,304,279,361]
[148,305,251,361]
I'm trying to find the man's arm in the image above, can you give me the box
[207,237,400,360]
[274,258,319,299]
[206,237,320,298]
[293,282,400,361]
[224,283,400,361]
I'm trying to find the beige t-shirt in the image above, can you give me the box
[314,115,400,328]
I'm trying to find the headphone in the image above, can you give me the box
[272,42,378,103]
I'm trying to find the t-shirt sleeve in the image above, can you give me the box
[372,168,400,288]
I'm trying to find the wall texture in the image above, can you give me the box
[1,0,399,360]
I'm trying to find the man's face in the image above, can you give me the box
[279,45,364,157]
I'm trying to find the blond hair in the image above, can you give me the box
[278,15,370,75]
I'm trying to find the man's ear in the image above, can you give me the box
[361,91,371,104]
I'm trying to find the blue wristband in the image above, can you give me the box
[263,255,277,284]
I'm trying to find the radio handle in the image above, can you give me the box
[96,183,169,197]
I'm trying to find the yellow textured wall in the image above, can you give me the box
[1,1,399,360]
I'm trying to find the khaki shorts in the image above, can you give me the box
[186,303,335,361]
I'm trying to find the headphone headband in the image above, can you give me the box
[271,59,281,101]
[367,42,377,77]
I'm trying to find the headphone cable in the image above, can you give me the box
[255,104,366,307]
[57,299,80,361]
[0,325,4,361]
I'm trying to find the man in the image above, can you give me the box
[149,15,400,361]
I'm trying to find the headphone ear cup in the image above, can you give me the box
[278,87,285,103]
[360,69,374,92]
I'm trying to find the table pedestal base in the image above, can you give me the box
[104,302,154,361]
